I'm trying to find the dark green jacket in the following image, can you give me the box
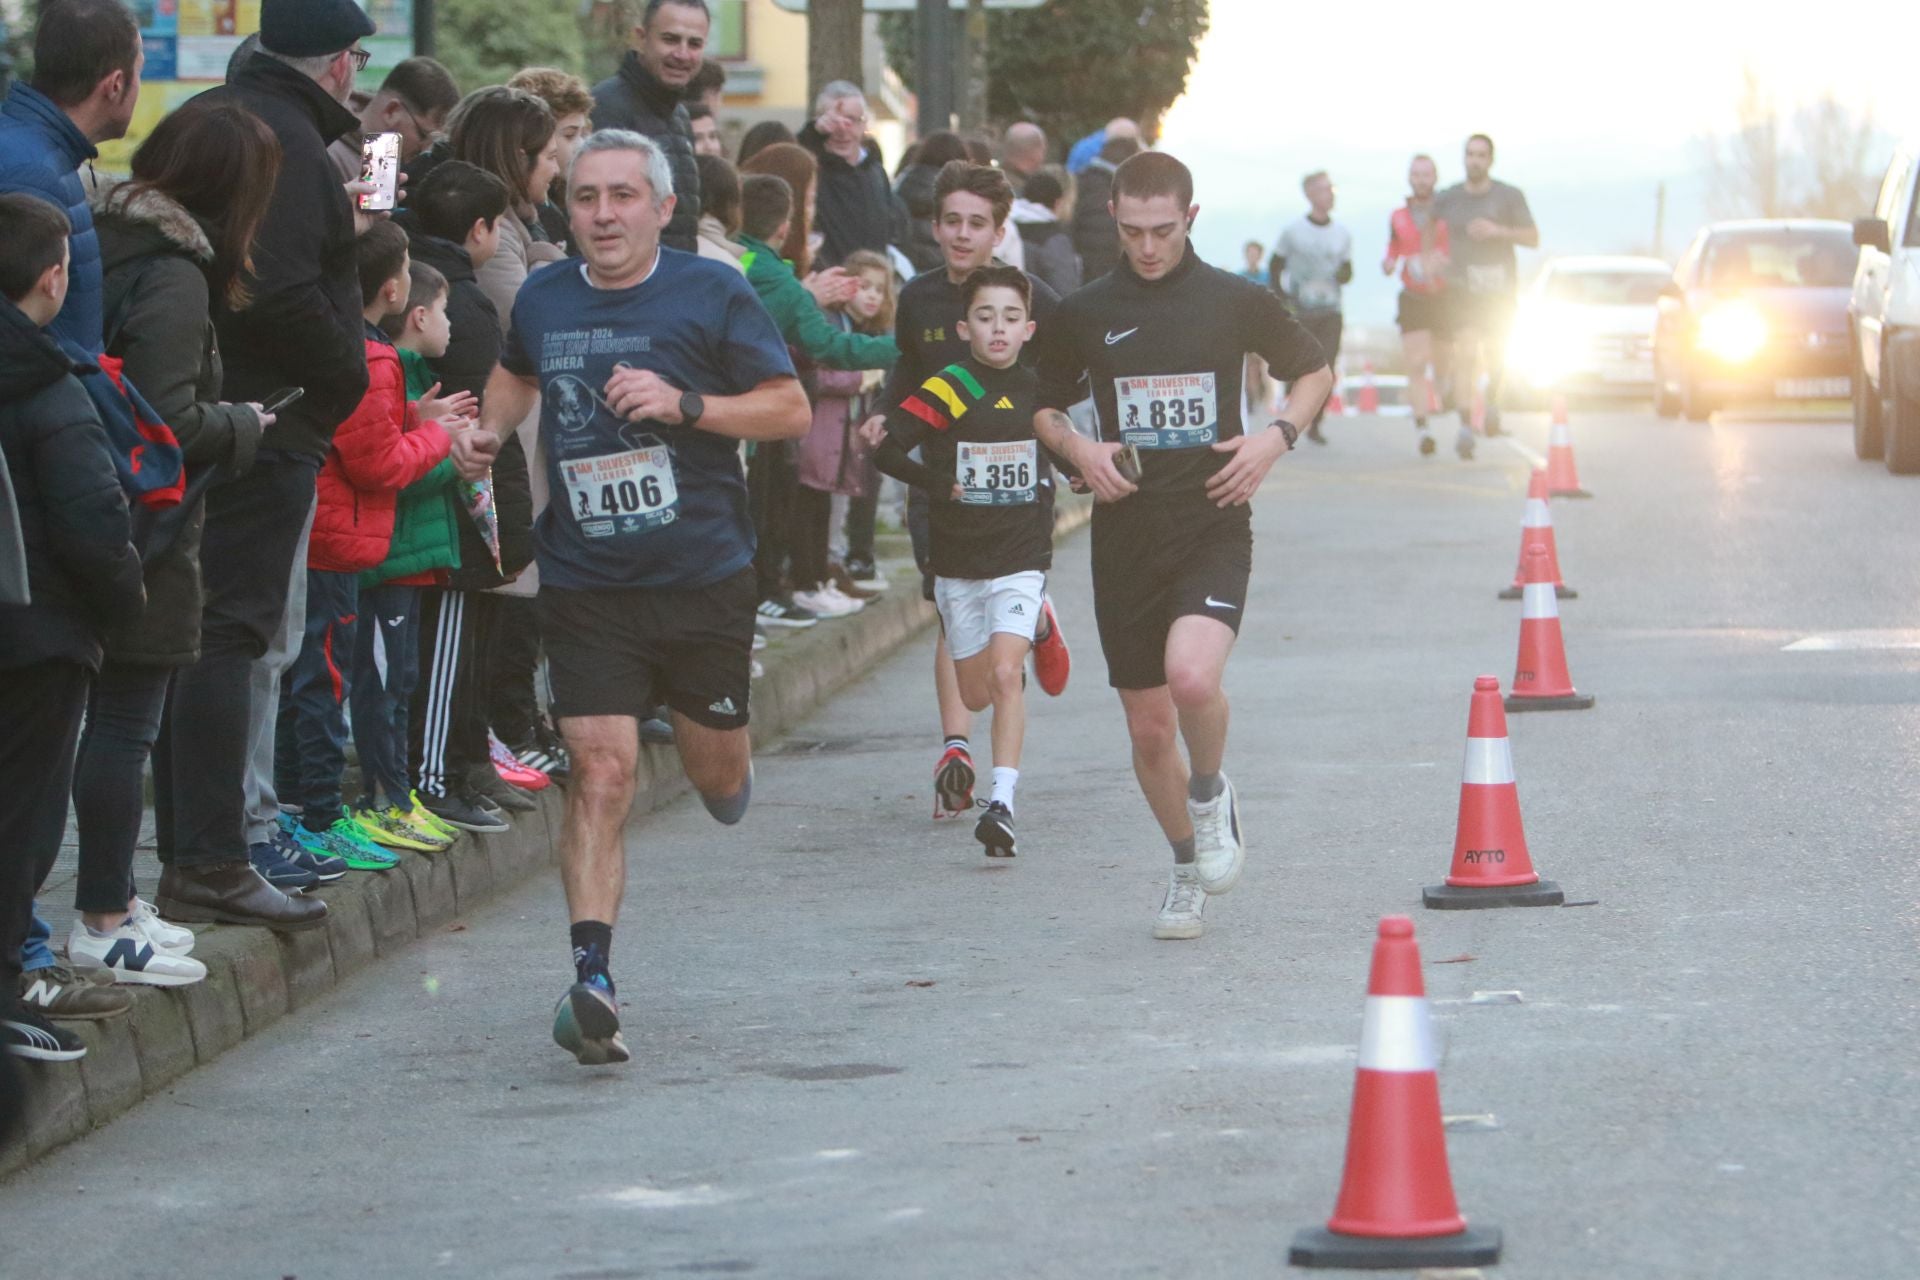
[362,347,461,586]
[737,234,898,372]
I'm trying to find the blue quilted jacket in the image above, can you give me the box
[0,84,101,354]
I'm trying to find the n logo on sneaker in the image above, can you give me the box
[709,697,739,716]
[104,937,154,970]
[21,977,64,1007]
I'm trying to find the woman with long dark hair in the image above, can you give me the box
[69,97,283,982]
[449,86,565,327]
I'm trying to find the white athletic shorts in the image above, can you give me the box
[934,570,1046,662]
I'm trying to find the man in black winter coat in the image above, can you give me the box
[153,0,376,932]
[0,197,143,1056]
[1071,134,1141,284]
[589,0,704,253]
[798,81,906,269]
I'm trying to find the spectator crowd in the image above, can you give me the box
[0,0,1140,1068]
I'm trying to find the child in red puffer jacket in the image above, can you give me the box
[283,222,470,863]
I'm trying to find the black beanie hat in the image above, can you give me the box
[259,0,377,59]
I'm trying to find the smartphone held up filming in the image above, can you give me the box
[357,131,400,212]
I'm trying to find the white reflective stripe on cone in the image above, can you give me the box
[1357,995,1436,1072]
[1550,423,1572,446]
[1521,498,1551,529]
[1522,583,1560,619]
[1461,736,1517,786]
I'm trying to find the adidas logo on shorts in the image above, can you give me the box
[709,697,739,716]
[1009,603,1025,614]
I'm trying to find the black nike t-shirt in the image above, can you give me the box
[1033,248,1328,500]
[877,357,1054,580]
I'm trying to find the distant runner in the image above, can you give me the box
[1434,133,1537,445]
[1382,153,1451,456]
[1033,152,1331,941]
[1270,171,1350,445]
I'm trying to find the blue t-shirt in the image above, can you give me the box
[501,249,796,591]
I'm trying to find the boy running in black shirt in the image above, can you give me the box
[875,266,1055,858]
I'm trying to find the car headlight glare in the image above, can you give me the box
[1696,303,1767,363]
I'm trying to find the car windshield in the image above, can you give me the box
[1543,270,1669,306]
[1703,230,1855,289]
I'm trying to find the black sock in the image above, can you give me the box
[570,920,613,988]
[1188,771,1224,803]
[1171,836,1196,865]
[944,735,969,754]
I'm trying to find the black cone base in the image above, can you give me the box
[1498,584,1577,599]
[1290,1224,1503,1269]
[1424,878,1564,910]
[1505,692,1595,712]
[1550,488,1593,499]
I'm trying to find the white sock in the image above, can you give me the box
[991,766,1019,811]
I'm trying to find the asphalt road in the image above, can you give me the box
[4,404,1917,1279]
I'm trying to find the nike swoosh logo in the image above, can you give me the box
[1104,328,1139,345]
[1205,597,1238,611]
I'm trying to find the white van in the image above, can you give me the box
[1850,143,1920,470]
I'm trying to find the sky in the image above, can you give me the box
[1158,0,1919,328]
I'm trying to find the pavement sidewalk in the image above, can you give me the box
[4,496,1090,1175]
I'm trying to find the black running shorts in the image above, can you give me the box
[1396,289,1452,336]
[1090,499,1252,690]
[537,567,756,731]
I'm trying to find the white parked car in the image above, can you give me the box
[1850,141,1920,470]
[1505,255,1672,396]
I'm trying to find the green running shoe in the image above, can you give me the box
[408,790,461,842]
[350,806,450,853]
[290,818,400,871]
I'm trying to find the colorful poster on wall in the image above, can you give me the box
[96,0,409,172]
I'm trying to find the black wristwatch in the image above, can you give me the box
[1272,419,1300,448]
[679,390,705,427]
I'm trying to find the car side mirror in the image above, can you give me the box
[1854,217,1891,253]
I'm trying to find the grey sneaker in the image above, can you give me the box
[18,965,133,1020]
[1153,866,1207,940]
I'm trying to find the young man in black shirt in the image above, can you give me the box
[1032,151,1332,941]
[862,162,1071,821]
[874,267,1054,857]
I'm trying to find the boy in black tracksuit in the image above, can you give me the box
[398,162,534,831]
[875,266,1063,859]
[0,196,143,1060]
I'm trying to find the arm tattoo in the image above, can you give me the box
[1035,408,1078,453]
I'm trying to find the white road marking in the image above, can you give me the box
[1499,436,1550,470]
[1783,630,1920,651]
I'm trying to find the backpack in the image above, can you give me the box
[79,352,186,510]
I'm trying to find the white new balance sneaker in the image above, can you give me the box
[68,920,208,987]
[1189,774,1245,895]
[131,897,195,956]
[1153,866,1207,940]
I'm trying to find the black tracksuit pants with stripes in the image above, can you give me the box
[408,588,497,801]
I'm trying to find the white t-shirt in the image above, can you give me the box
[1275,215,1352,314]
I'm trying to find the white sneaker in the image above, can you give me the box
[68,921,208,987]
[132,897,195,955]
[1189,774,1245,895]
[1153,866,1207,940]
[792,586,857,618]
[752,630,768,652]
[820,582,866,614]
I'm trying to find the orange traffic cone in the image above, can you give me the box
[1498,469,1576,600]
[1358,361,1380,414]
[1506,543,1595,712]
[1290,916,1504,1269]
[1545,395,1591,498]
[1426,366,1443,416]
[1468,380,1487,435]
[1425,677,1564,909]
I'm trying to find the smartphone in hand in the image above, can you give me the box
[358,132,401,212]
[1114,442,1143,484]
[260,386,305,415]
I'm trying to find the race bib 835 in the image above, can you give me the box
[1115,373,1219,450]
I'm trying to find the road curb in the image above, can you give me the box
[3,494,1091,1179]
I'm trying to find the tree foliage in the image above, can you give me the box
[1702,70,1882,221]
[435,0,586,95]
[881,0,1209,145]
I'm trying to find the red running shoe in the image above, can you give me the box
[933,743,975,820]
[491,736,553,791]
[1032,596,1070,697]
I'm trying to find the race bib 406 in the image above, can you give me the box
[561,441,679,538]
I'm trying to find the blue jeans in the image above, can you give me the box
[350,582,421,808]
[23,908,53,973]
[286,569,360,830]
